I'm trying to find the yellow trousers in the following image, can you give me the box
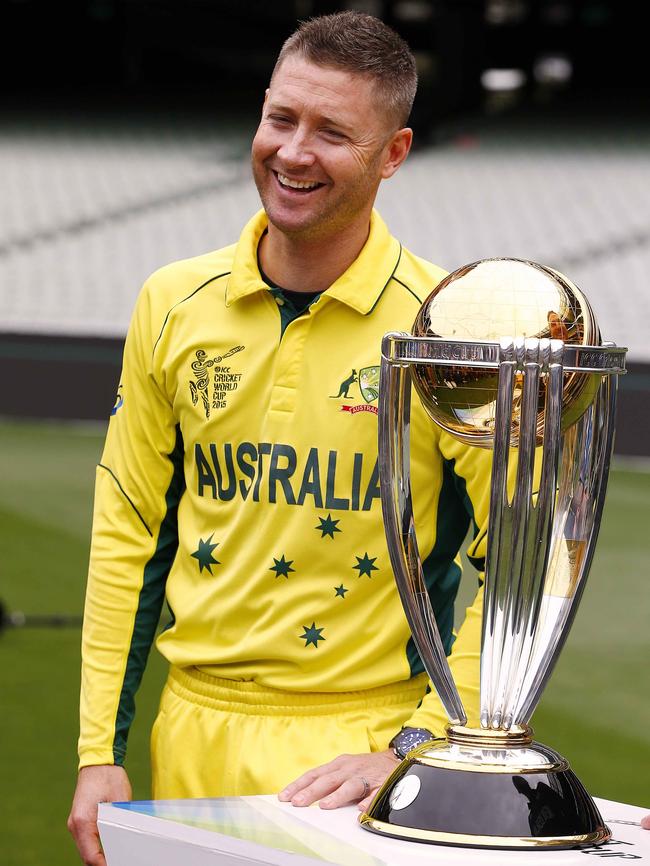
[151,666,429,798]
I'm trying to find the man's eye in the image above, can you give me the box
[269,115,291,125]
[322,128,345,140]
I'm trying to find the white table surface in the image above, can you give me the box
[98,794,650,866]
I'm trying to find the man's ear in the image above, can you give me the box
[381,128,413,179]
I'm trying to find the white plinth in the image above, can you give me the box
[98,795,650,866]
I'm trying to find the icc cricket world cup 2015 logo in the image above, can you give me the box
[189,346,245,419]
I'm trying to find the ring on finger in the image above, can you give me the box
[359,776,370,799]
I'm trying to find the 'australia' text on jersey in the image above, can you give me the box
[194,442,380,511]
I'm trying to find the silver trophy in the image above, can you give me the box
[360,259,627,849]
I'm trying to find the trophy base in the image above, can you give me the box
[360,726,610,850]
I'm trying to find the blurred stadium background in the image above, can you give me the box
[1,2,648,864]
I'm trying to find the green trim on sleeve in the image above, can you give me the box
[406,458,474,676]
[112,424,186,764]
[97,463,153,537]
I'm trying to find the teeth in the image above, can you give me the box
[278,173,319,190]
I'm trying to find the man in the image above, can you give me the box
[68,12,492,865]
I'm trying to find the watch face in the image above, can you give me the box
[394,728,433,758]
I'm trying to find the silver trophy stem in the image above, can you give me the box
[480,338,565,729]
[503,355,564,726]
[479,355,515,729]
[379,341,467,726]
[513,374,618,724]
[482,340,565,729]
[480,338,619,730]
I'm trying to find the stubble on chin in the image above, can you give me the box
[253,172,329,241]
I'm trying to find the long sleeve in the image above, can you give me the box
[78,281,184,768]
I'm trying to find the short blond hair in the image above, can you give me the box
[273,11,418,129]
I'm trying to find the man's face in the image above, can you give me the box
[251,55,399,241]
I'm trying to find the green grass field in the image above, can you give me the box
[1,418,648,866]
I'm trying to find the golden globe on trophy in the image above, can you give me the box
[360,259,627,849]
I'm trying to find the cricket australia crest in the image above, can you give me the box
[359,366,380,404]
[331,365,380,415]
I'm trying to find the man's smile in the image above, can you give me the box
[273,170,325,193]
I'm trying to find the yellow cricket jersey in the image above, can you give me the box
[78,209,492,769]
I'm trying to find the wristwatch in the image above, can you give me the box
[389,726,435,759]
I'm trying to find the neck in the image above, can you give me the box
[259,217,371,293]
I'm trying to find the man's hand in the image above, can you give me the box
[278,750,399,811]
[68,764,132,865]
[642,815,650,830]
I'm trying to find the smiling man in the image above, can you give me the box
[68,12,493,866]
[251,50,411,279]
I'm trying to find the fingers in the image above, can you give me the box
[641,815,650,830]
[320,777,374,810]
[283,772,373,810]
[278,756,346,802]
[67,811,107,866]
[356,789,380,813]
[278,768,322,802]
[283,771,347,807]
[68,765,132,865]
[279,751,398,809]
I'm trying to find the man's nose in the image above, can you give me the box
[277,129,316,167]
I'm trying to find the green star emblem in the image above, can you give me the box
[191,534,220,574]
[334,584,348,598]
[315,513,341,539]
[300,622,325,648]
[353,552,378,578]
[270,554,295,579]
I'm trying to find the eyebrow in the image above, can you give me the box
[266,102,352,133]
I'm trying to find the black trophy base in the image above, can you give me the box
[360,731,610,850]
